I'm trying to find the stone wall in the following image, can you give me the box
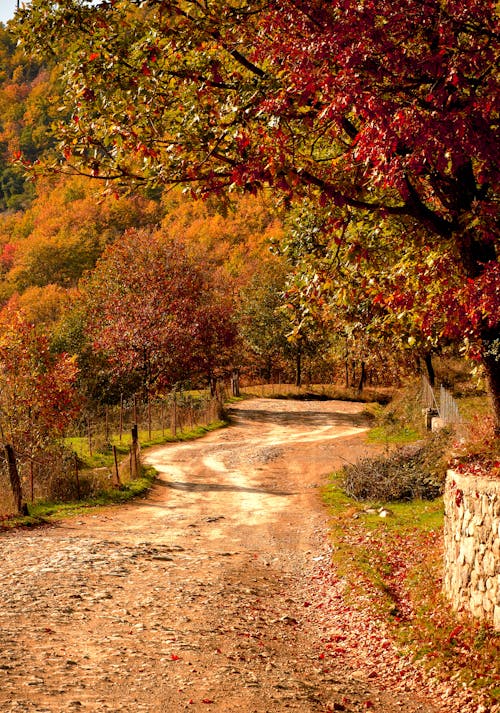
[443,470,500,630]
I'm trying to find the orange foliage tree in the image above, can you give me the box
[1,176,162,293]
[0,307,79,507]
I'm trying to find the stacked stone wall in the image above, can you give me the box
[443,470,500,630]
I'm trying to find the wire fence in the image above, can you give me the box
[68,390,224,454]
[0,388,225,517]
[422,377,440,412]
[422,376,462,427]
[439,384,462,425]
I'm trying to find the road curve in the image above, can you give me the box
[0,398,441,713]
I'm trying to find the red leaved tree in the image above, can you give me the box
[84,227,237,394]
[0,307,79,509]
[0,307,79,441]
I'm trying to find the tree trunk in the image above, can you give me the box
[481,325,500,435]
[263,356,272,383]
[424,352,435,388]
[461,236,500,434]
[356,361,366,394]
[231,369,240,397]
[5,445,24,515]
[295,346,302,387]
[130,424,140,478]
[344,340,349,388]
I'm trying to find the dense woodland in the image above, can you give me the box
[0,1,498,493]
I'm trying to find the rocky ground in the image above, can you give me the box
[0,398,466,712]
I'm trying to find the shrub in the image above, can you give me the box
[342,430,452,502]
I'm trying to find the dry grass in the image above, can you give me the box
[240,381,392,403]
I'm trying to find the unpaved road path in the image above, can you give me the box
[0,399,446,713]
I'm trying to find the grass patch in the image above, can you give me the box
[363,383,427,445]
[455,393,492,422]
[322,474,499,706]
[2,419,227,529]
[367,425,421,444]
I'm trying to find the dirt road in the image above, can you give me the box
[0,398,444,713]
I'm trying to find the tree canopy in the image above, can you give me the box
[13,0,500,426]
[0,307,79,450]
[17,1,497,223]
[84,226,237,393]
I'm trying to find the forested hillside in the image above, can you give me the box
[0,15,419,406]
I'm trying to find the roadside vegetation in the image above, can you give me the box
[0,467,157,530]
[323,476,499,707]
[323,376,500,708]
[67,419,227,471]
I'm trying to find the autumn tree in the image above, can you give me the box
[0,306,79,506]
[0,22,60,211]
[0,307,79,440]
[159,189,284,289]
[281,203,459,388]
[16,1,500,427]
[83,227,237,396]
[238,259,297,383]
[5,284,75,331]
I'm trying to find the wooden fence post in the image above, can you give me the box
[119,393,124,442]
[5,444,24,515]
[171,393,177,438]
[105,406,109,443]
[231,368,240,397]
[29,459,34,503]
[113,445,121,487]
[130,425,139,479]
[87,418,93,456]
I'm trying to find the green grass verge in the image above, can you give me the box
[322,474,443,603]
[455,393,492,422]
[366,424,422,445]
[322,473,499,705]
